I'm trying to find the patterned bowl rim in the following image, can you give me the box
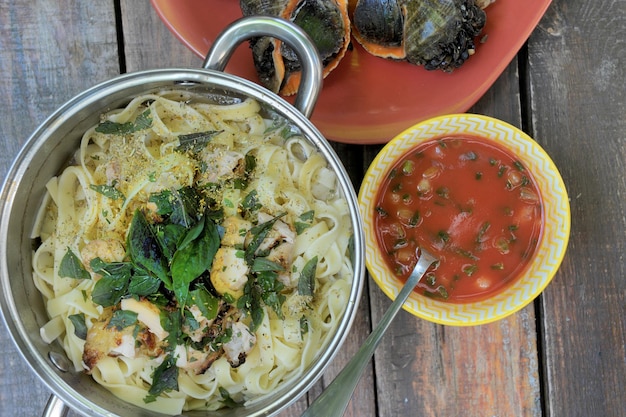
[358,114,571,326]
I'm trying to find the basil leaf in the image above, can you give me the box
[128,274,161,296]
[176,130,222,153]
[90,183,125,201]
[133,109,153,130]
[294,210,315,235]
[170,187,202,227]
[161,309,182,351]
[244,213,285,265]
[171,219,220,309]
[68,313,87,340]
[96,109,152,135]
[59,248,91,280]
[148,189,175,215]
[244,153,257,176]
[219,387,243,408]
[148,187,201,227]
[257,270,285,319]
[183,309,200,331]
[107,309,138,331]
[154,223,187,261]
[240,189,262,217]
[298,256,318,296]
[251,258,285,273]
[144,354,178,403]
[127,210,171,288]
[233,154,257,190]
[91,273,130,307]
[177,218,205,251]
[90,259,132,277]
[300,315,309,336]
[238,279,264,332]
[189,285,220,321]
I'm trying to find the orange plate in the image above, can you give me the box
[150,0,552,144]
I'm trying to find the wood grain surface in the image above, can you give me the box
[0,0,624,416]
[528,1,626,416]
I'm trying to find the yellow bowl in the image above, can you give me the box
[358,114,570,326]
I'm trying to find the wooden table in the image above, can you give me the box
[1,1,624,416]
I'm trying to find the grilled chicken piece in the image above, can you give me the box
[82,307,165,373]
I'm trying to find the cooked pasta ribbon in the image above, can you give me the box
[32,91,354,413]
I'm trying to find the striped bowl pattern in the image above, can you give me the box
[358,114,570,325]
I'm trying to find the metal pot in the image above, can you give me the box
[0,16,364,417]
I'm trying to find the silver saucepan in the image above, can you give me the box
[0,16,364,417]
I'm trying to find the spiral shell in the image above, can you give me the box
[351,0,487,72]
[240,0,351,95]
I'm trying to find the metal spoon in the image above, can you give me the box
[301,249,438,417]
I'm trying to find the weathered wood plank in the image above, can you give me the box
[0,1,119,416]
[365,57,543,417]
[528,0,626,416]
[120,0,198,72]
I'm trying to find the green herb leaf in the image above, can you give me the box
[476,221,491,244]
[89,260,133,307]
[96,120,134,135]
[161,309,182,351]
[422,285,449,300]
[298,256,318,296]
[59,248,91,280]
[189,285,220,321]
[219,387,243,408]
[68,313,87,340]
[300,316,309,336]
[454,247,479,261]
[462,264,478,276]
[244,154,257,176]
[257,270,285,318]
[409,211,421,226]
[176,130,222,153]
[148,187,202,228]
[153,223,187,262]
[107,309,138,331]
[245,213,285,265]
[177,218,205,250]
[91,273,130,307]
[96,109,152,135]
[251,258,285,273]
[436,187,450,199]
[436,286,449,299]
[128,273,162,296]
[401,159,415,175]
[144,354,178,403]
[90,182,125,201]
[238,279,264,332]
[294,210,315,235]
[127,210,171,288]
[90,258,132,277]
[240,189,262,218]
[171,218,220,309]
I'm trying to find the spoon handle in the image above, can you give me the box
[301,252,435,417]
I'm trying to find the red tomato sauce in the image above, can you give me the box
[374,136,544,303]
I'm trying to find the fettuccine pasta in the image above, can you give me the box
[32,90,354,413]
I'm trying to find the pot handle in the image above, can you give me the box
[202,16,323,119]
[43,394,69,417]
